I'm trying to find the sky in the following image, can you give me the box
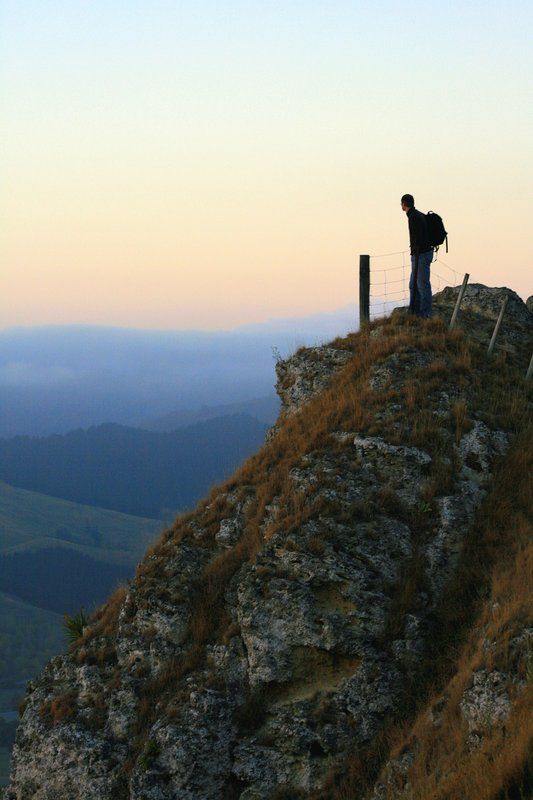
[1,0,532,330]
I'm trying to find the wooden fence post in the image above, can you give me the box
[487,296,508,355]
[359,254,370,326]
[449,273,470,330]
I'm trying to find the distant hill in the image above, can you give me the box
[0,413,268,518]
[143,394,280,431]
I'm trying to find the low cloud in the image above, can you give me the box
[0,362,81,387]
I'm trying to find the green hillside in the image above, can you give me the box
[0,591,63,685]
[0,591,65,787]
[0,484,164,786]
[0,480,161,563]
[0,480,163,671]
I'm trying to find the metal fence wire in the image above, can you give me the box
[368,250,460,321]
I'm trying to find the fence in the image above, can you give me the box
[358,250,531,377]
[360,249,460,322]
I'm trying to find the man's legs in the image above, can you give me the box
[417,250,433,318]
[409,254,421,315]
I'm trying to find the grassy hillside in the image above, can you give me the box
[0,481,160,561]
[0,481,162,674]
[0,591,63,685]
[0,591,65,787]
[0,482,162,786]
[0,481,163,777]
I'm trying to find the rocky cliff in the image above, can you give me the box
[6,285,533,800]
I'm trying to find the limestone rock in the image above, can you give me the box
[274,346,352,416]
[433,284,532,326]
[459,669,514,749]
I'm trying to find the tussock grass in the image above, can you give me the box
[387,425,533,800]
[314,421,533,800]
[39,691,77,727]
[77,584,128,646]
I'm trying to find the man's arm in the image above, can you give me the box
[411,210,427,255]
[408,214,419,255]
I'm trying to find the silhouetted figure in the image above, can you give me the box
[401,194,433,318]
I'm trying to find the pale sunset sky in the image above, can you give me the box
[1,1,531,329]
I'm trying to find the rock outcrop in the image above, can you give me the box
[433,284,531,326]
[6,285,532,800]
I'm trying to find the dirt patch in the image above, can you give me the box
[313,583,357,616]
[271,646,361,705]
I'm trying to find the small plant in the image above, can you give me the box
[307,536,325,555]
[63,608,88,643]
[271,345,282,364]
[525,637,533,684]
[139,738,160,770]
[39,691,77,726]
[452,399,471,444]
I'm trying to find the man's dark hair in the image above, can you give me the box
[401,194,414,207]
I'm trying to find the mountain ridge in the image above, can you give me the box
[0,414,268,518]
[5,285,532,800]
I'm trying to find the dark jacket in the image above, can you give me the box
[407,207,432,256]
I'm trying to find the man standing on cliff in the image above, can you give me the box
[401,194,433,318]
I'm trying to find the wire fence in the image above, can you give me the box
[360,250,532,378]
[368,249,461,321]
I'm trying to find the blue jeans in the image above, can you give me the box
[409,250,433,318]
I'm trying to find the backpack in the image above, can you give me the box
[426,211,448,253]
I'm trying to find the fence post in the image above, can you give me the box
[526,354,533,380]
[487,296,508,355]
[359,254,370,326]
[449,273,470,331]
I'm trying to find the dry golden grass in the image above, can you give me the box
[78,584,128,646]
[452,398,471,444]
[39,691,77,727]
[314,420,533,800]
[380,425,533,800]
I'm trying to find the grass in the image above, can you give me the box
[375,423,533,800]
[63,608,88,643]
[312,420,533,800]
[39,690,77,727]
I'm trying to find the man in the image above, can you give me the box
[401,194,433,318]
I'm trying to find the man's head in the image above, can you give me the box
[401,194,414,212]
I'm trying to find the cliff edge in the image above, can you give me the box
[6,285,532,800]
